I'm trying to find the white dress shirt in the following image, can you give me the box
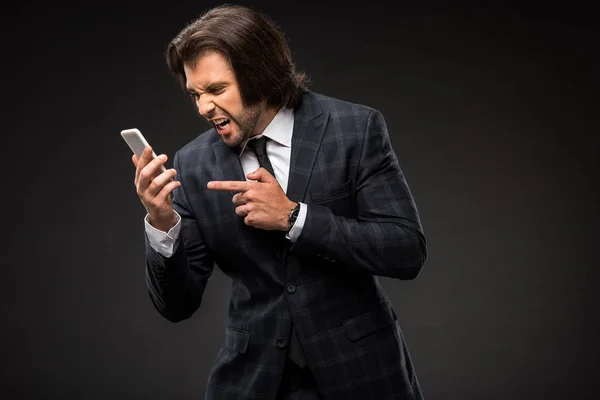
[145,107,307,257]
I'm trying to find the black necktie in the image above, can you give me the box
[247,137,276,178]
[246,136,308,369]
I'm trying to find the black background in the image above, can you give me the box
[3,1,599,399]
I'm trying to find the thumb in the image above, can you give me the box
[247,167,275,183]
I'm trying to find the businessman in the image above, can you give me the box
[132,4,427,399]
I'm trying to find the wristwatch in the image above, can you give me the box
[287,203,301,232]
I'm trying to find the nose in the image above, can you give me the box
[197,94,215,117]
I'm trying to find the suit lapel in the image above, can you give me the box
[286,92,329,203]
[212,140,245,197]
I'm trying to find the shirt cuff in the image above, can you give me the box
[144,212,182,257]
[286,202,306,243]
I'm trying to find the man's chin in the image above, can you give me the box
[220,133,244,148]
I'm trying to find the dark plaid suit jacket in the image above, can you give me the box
[145,91,427,399]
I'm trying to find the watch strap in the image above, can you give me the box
[287,203,300,232]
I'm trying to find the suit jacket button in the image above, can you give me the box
[277,337,288,348]
[286,283,296,294]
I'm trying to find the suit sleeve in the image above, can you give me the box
[290,109,427,280]
[144,151,215,322]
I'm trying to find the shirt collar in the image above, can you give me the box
[238,107,294,156]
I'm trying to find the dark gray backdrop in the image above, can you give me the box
[3,1,599,399]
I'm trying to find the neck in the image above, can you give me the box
[251,105,279,137]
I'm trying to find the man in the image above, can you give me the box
[132,4,427,399]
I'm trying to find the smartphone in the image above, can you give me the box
[120,128,166,172]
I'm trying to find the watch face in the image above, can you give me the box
[288,205,300,231]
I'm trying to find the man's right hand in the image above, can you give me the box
[133,146,181,232]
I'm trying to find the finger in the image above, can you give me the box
[235,204,248,217]
[207,180,252,192]
[246,167,275,183]
[132,154,139,167]
[139,146,154,165]
[149,153,168,174]
[147,169,178,197]
[134,147,152,184]
[245,168,260,180]
[232,192,246,206]
[138,154,168,189]
[137,146,154,170]
[153,179,181,205]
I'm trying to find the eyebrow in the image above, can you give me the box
[186,82,228,93]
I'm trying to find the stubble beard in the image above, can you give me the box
[222,103,262,148]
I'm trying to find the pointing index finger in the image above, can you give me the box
[207,181,252,192]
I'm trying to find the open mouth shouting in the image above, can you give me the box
[212,117,231,135]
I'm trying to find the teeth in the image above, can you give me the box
[213,118,228,124]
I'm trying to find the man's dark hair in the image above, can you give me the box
[166,4,309,110]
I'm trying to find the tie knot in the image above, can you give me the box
[247,136,269,157]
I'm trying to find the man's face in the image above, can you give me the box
[184,51,262,148]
